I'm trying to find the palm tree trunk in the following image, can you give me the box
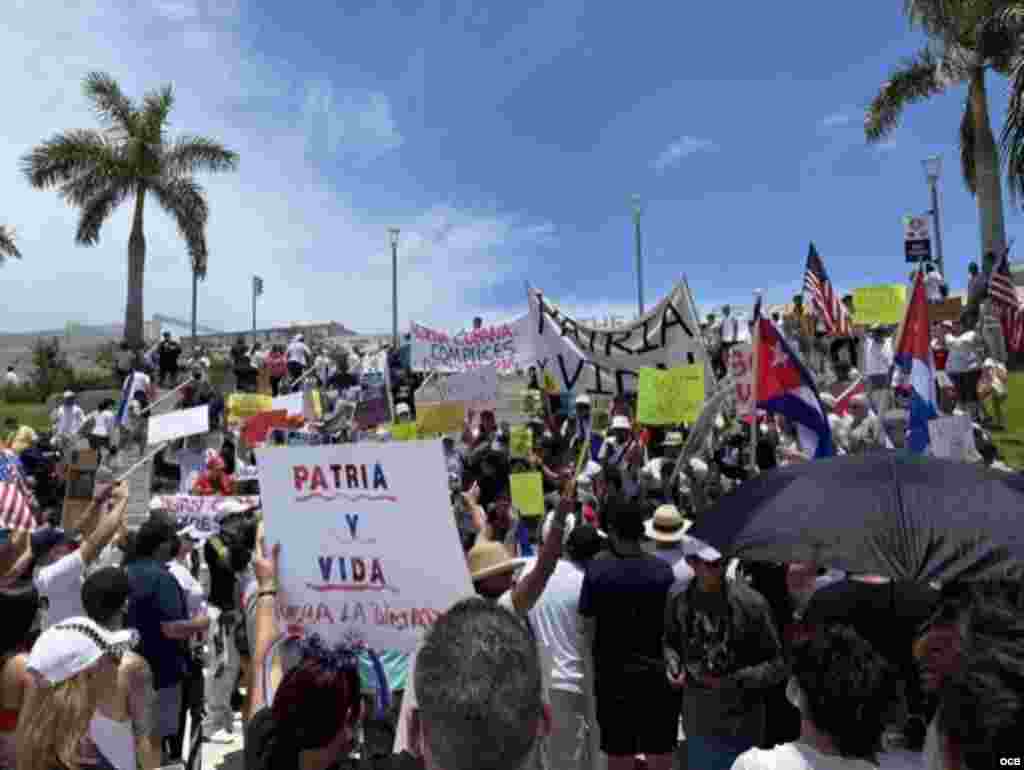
[125,189,147,349]
[970,67,1008,257]
[191,267,198,349]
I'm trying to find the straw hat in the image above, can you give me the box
[663,432,684,447]
[611,415,632,431]
[644,505,693,544]
[466,541,527,582]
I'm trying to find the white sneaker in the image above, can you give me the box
[203,727,235,745]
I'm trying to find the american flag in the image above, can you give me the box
[988,248,1024,353]
[0,479,35,534]
[803,243,852,337]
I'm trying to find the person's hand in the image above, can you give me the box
[254,539,280,591]
[110,481,129,504]
[462,482,481,507]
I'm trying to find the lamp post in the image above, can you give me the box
[632,194,644,317]
[389,228,400,349]
[923,155,945,276]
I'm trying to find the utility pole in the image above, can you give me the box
[389,228,400,348]
[252,275,263,332]
[923,155,945,276]
[632,194,644,317]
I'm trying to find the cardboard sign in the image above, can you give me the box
[510,472,544,518]
[147,405,209,446]
[416,401,466,436]
[929,415,973,461]
[150,495,261,538]
[256,442,474,653]
[929,297,964,325]
[853,285,907,327]
[637,365,705,425]
[728,344,754,417]
[227,394,274,425]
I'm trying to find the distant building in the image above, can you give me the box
[192,321,354,348]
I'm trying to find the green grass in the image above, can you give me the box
[991,432,1024,471]
[0,402,51,433]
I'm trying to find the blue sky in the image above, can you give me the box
[2,0,1020,334]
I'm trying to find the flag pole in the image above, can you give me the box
[138,379,190,418]
[749,290,761,475]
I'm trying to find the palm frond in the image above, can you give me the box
[1000,54,1024,203]
[865,48,949,142]
[20,130,116,190]
[82,72,136,131]
[960,100,978,196]
[904,0,969,40]
[150,177,209,261]
[75,185,131,246]
[142,83,175,144]
[163,136,239,177]
[0,225,22,262]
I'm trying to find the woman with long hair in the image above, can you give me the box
[15,618,137,770]
[0,584,42,770]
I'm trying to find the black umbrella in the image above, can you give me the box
[688,451,1024,584]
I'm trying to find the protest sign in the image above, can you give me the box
[416,401,465,436]
[391,423,419,442]
[637,365,705,425]
[526,282,706,396]
[147,405,209,446]
[256,442,474,653]
[728,344,754,417]
[509,426,533,458]
[355,351,392,429]
[150,495,260,538]
[510,472,544,517]
[929,415,973,461]
[227,394,274,425]
[62,450,100,532]
[853,285,907,326]
[440,366,499,404]
[410,317,531,373]
[272,392,304,417]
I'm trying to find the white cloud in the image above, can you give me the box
[1,0,555,336]
[820,111,853,128]
[652,136,717,173]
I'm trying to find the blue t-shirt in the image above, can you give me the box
[579,548,674,686]
[125,558,189,690]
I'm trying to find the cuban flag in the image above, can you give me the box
[755,301,834,458]
[891,271,938,453]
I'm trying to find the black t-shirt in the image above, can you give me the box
[579,545,674,687]
[245,708,421,770]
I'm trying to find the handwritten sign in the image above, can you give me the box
[509,426,533,459]
[853,285,907,327]
[637,365,705,425]
[728,344,754,417]
[410,318,529,373]
[929,415,973,461]
[227,394,274,425]
[416,401,466,436]
[150,495,261,539]
[510,472,545,518]
[256,442,474,653]
[147,405,209,446]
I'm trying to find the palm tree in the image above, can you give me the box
[865,1,1018,258]
[21,72,238,349]
[0,225,21,264]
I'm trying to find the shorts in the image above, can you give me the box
[595,677,681,756]
[287,361,304,380]
[153,684,183,738]
[952,370,982,404]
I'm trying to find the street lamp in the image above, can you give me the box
[922,155,945,276]
[389,228,400,349]
[632,194,644,317]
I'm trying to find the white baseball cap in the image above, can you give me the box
[575,394,592,406]
[611,415,632,431]
[27,618,138,686]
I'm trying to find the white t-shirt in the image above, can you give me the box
[92,410,115,438]
[167,559,206,618]
[732,742,878,770]
[123,372,151,401]
[52,405,86,437]
[286,341,311,366]
[924,271,944,303]
[170,447,207,494]
[863,337,894,378]
[522,558,585,694]
[34,551,86,628]
[945,332,981,374]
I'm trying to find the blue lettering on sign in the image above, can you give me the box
[346,513,359,539]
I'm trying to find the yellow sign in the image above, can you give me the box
[637,365,705,425]
[416,401,466,436]
[227,394,274,425]
[510,472,545,518]
[1005,373,1024,436]
[853,285,907,326]
[510,426,533,459]
[542,370,559,394]
[391,422,419,442]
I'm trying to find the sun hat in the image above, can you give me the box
[575,394,592,407]
[27,617,138,686]
[395,403,411,415]
[681,535,723,563]
[611,415,632,431]
[644,505,693,544]
[466,541,527,582]
[663,432,684,448]
[62,391,75,400]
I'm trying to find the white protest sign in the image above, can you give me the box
[929,415,973,461]
[728,343,754,417]
[150,495,260,538]
[256,442,473,652]
[439,365,499,405]
[147,405,210,446]
[272,392,304,417]
[410,316,531,373]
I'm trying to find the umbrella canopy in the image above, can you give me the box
[688,451,1024,584]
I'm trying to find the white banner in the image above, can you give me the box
[150,495,260,538]
[147,405,210,446]
[256,442,473,652]
[440,365,499,403]
[525,281,707,395]
[410,317,531,373]
[728,344,754,416]
[929,415,973,461]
